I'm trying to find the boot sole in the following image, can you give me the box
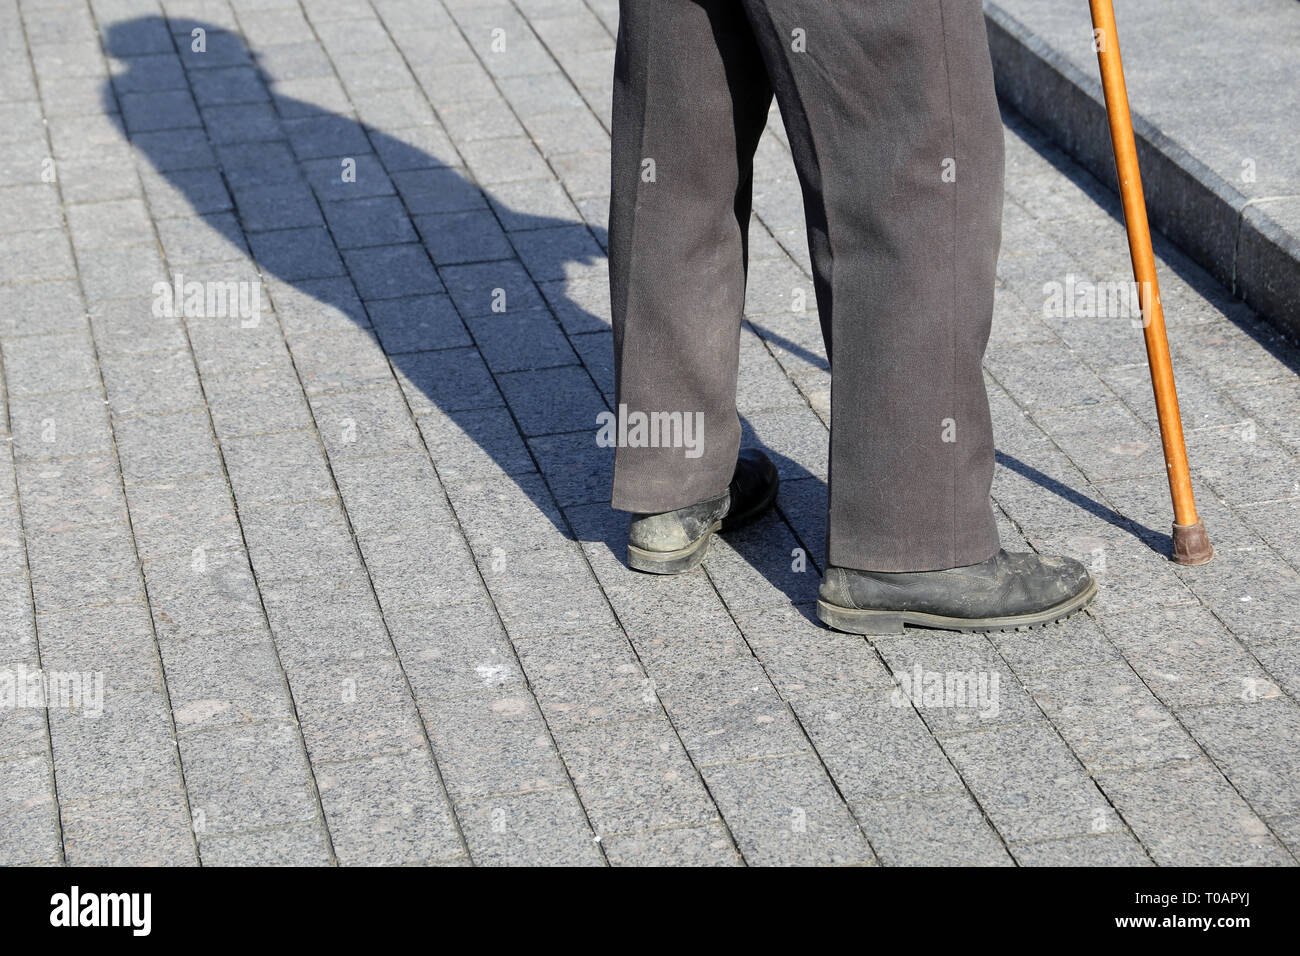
[816,578,1098,636]
[627,472,780,575]
[627,520,721,574]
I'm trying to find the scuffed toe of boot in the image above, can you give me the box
[626,448,779,575]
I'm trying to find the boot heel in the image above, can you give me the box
[816,600,905,636]
[627,531,714,575]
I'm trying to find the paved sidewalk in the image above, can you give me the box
[2,0,1299,866]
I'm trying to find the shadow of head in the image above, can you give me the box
[98,15,623,524]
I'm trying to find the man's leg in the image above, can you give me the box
[739,0,1003,572]
[609,0,773,514]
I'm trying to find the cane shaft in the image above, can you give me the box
[1089,0,1199,529]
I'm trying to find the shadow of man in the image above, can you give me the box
[100,14,829,602]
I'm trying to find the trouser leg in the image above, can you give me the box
[608,0,773,514]
[740,0,1005,571]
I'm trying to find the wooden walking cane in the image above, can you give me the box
[1089,0,1213,565]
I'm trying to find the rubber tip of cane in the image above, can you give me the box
[1171,519,1213,566]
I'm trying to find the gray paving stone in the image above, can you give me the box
[1096,760,1291,866]
[465,308,578,373]
[330,450,455,531]
[1174,547,1300,646]
[259,573,394,670]
[220,428,334,506]
[489,178,581,232]
[316,748,463,865]
[654,658,811,768]
[3,333,99,396]
[141,165,233,218]
[122,475,240,562]
[555,717,717,836]
[48,687,179,802]
[1009,832,1153,867]
[101,349,206,420]
[443,472,567,559]
[439,258,545,317]
[179,720,318,835]
[390,167,487,218]
[27,522,144,613]
[511,225,605,284]
[366,293,469,354]
[0,580,39,661]
[416,209,514,266]
[792,690,968,804]
[459,137,552,186]
[115,409,224,483]
[0,755,61,865]
[359,520,485,610]
[15,455,129,535]
[1179,698,1300,818]
[1251,640,1300,701]
[1023,661,1203,772]
[247,226,345,282]
[0,280,87,339]
[0,227,77,283]
[514,625,657,730]
[241,498,363,582]
[61,787,197,866]
[703,752,876,866]
[478,543,618,640]
[344,244,443,301]
[740,405,828,480]
[941,720,1121,844]
[990,612,1120,674]
[539,274,611,334]
[421,689,572,802]
[1034,402,1168,483]
[120,89,202,133]
[527,430,610,507]
[289,657,428,763]
[143,547,266,641]
[458,787,603,866]
[1097,604,1279,709]
[266,276,369,337]
[0,183,62,235]
[160,629,293,731]
[496,365,605,437]
[384,600,524,701]
[1186,426,1300,506]
[5,0,1298,866]
[0,687,49,761]
[1027,523,1196,615]
[873,631,1039,734]
[322,196,419,250]
[853,790,1013,867]
[308,386,424,460]
[417,406,536,481]
[601,822,742,867]
[232,180,323,232]
[203,368,316,441]
[198,823,332,866]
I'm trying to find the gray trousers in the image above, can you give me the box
[608,0,1005,572]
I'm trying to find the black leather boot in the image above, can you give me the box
[818,549,1096,635]
[626,448,779,574]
